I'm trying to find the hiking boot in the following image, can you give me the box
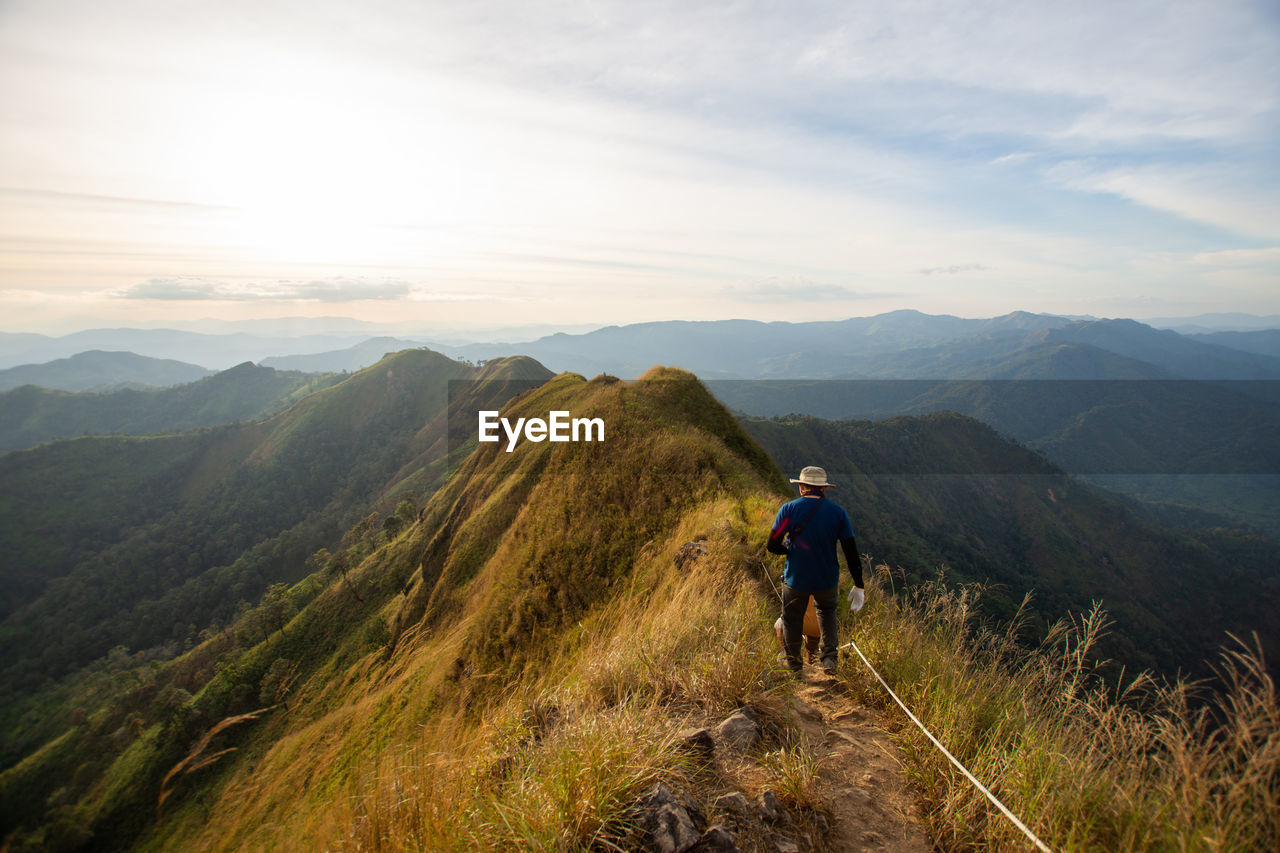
[821,654,838,674]
[777,652,803,675]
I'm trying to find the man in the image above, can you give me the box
[767,465,865,674]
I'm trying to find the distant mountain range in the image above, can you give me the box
[0,363,344,452]
[0,329,372,371]
[409,312,1279,380]
[1143,312,1280,333]
[0,350,213,392]
[1186,329,1280,358]
[5,314,1277,534]
[5,311,1279,380]
[259,337,430,373]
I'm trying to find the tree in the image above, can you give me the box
[261,583,296,636]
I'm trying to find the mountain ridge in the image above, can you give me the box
[0,362,343,452]
[0,349,553,714]
[1,363,1277,850]
[0,350,213,392]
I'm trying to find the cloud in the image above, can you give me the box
[1190,247,1280,267]
[918,264,988,276]
[5,1,1279,327]
[119,277,412,302]
[1045,160,1280,242]
[726,277,902,303]
[121,278,223,300]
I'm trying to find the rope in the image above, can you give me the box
[841,638,1055,853]
[762,547,1050,849]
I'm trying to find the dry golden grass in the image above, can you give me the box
[846,565,1280,852]
[131,370,1278,852]
[326,497,792,852]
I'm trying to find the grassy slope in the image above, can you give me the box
[0,351,551,778]
[5,369,1276,851]
[120,367,790,850]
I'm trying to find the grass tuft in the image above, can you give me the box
[846,564,1280,852]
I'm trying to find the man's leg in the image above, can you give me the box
[813,585,840,670]
[779,584,810,671]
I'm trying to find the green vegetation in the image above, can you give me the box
[711,378,1280,538]
[742,413,1280,680]
[0,362,345,452]
[0,350,551,773]
[1,366,1276,851]
[846,567,1279,851]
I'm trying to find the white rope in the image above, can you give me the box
[841,638,1055,853]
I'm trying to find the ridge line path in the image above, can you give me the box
[790,665,933,853]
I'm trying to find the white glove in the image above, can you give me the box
[848,586,865,613]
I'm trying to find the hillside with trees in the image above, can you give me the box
[0,362,344,452]
[0,349,552,773]
[740,413,1280,678]
[1,368,1275,851]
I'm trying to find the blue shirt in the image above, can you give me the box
[770,496,855,592]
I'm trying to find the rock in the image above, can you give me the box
[632,782,678,811]
[773,839,800,853]
[712,792,750,815]
[757,790,785,823]
[677,727,716,758]
[715,711,760,750]
[846,788,872,808]
[696,825,740,852]
[629,784,702,853]
[676,792,708,832]
[674,541,708,569]
[648,803,700,853]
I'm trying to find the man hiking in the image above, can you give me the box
[767,465,865,675]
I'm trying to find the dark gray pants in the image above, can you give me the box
[781,583,839,667]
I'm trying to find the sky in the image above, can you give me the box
[1,0,1277,335]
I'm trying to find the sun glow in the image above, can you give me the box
[168,59,522,266]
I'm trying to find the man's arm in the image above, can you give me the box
[840,536,863,588]
[766,517,790,555]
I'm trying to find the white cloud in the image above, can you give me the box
[1047,160,1280,241]
[725,277,903,303]
[119,277,413,302]
[1191,247,1280,267]
[919,264,988,276]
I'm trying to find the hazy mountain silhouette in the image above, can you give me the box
[0,350,213,392]
[0,362,344,452]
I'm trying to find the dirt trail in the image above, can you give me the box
[790,664,932,853]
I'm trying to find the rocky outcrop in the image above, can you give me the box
[627,783,736,853]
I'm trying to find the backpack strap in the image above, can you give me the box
[789,497,825,541]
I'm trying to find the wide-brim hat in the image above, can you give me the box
[789,466,833,487]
